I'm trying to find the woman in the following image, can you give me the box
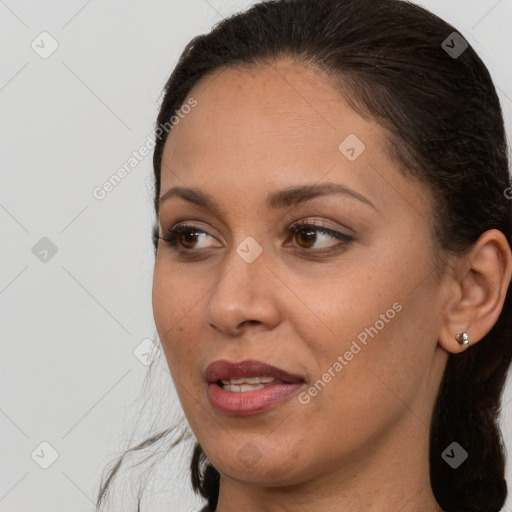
[97,0,512,511]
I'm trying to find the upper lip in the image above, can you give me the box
[205,359,305,384]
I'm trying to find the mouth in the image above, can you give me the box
[205,359,306,415]
[218,375,280,392]
[205,359,305,386]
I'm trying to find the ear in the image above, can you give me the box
[438,229,512,354]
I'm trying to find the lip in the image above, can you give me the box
[205,359,305,416]
[205,359,304,383]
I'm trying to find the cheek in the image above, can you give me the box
[296,244,440,411]
[328,299,438,443]
[152,257,203,372]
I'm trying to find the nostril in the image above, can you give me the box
[241,320,259,327]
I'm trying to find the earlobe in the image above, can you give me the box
[438,229,512,355]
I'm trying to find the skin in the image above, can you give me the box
[152,58,512,512]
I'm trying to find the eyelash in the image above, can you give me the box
[159,220,353,256]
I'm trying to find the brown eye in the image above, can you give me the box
[160,224,217,251]
[288,221,354,253]
[179,230,201,249]
[294,227,317,248]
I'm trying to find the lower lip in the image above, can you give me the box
[207,381,304,416]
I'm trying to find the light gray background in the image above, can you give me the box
[1,1,512,511]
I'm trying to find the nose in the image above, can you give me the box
[205,244,282,336]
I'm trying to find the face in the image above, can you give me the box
[152,59,450,487]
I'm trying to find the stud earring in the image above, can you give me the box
[455,332,470,347]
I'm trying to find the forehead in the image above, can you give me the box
[158,58,427,222]
[162,59,387,166]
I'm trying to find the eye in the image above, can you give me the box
[159,220,354,256]
[286,220,353,253]
[159,224,219,252]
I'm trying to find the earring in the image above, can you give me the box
[455,332,470,347]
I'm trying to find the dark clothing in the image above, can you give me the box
[199,501,444,511]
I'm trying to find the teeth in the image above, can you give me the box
[220,376,276,392]
[221,376,275,385]
[224,383,266,392]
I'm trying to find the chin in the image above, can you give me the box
[201,436,313,487]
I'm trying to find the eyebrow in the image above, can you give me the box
[158,182,376,215]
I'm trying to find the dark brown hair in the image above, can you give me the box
[97,1,512,511]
